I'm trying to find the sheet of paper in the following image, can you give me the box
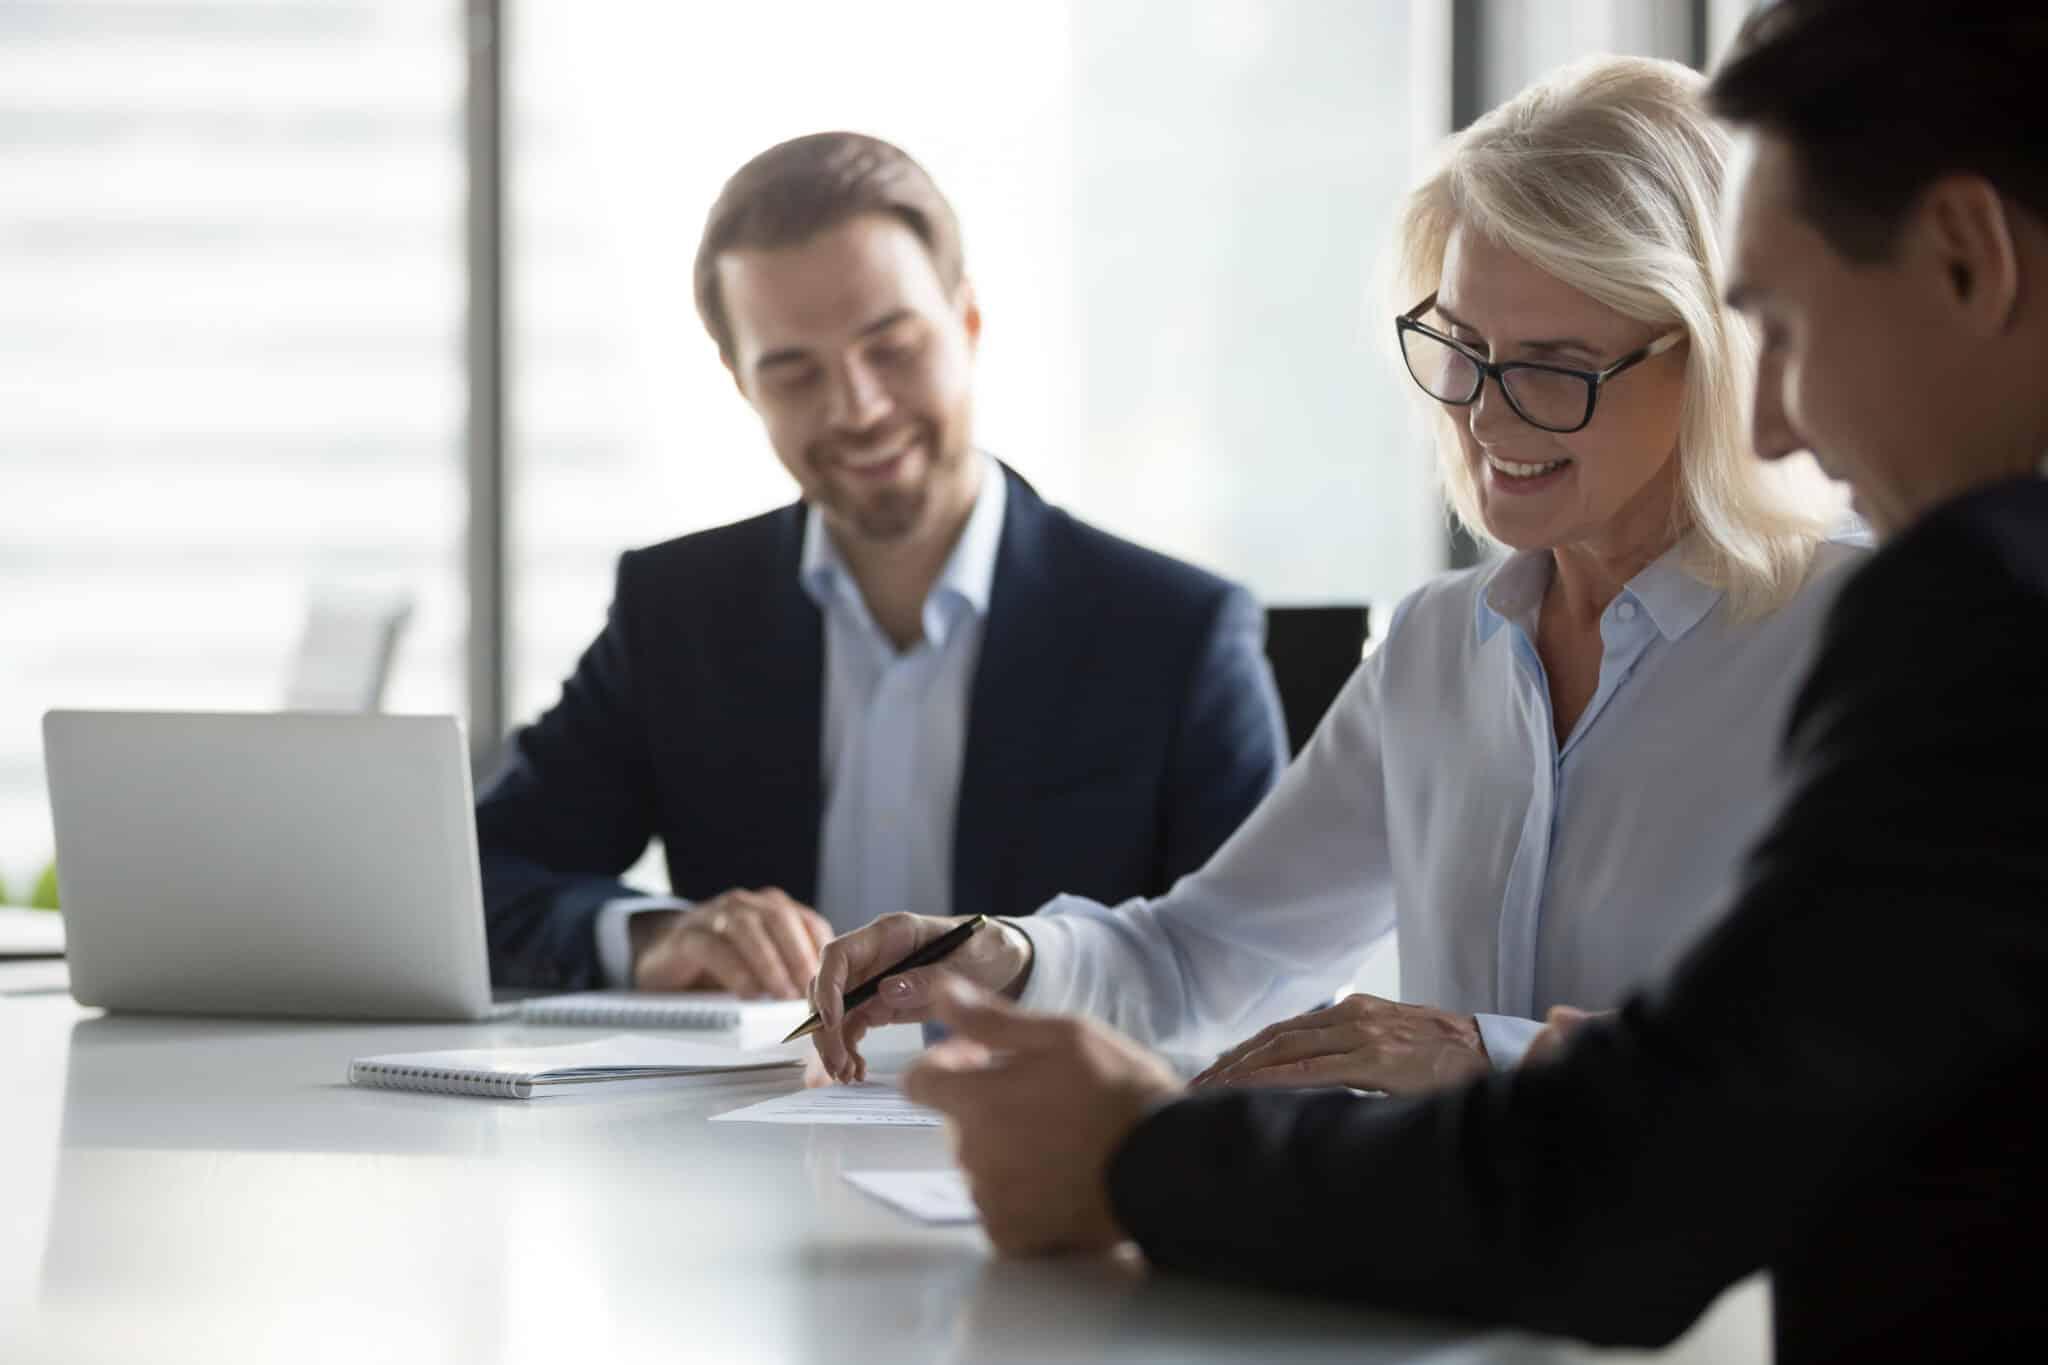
[0,906,64,957]
[844,1169,978,1225]
[709,1080,942,1127]
[0,958,71,996]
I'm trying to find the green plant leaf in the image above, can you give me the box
[30,861,59,911]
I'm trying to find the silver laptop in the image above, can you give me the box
[43,710,495,1020]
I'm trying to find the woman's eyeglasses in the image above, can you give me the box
[1395,292,1686,435]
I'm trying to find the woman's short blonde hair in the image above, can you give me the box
[1390,55,1842,616]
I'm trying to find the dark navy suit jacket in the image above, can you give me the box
[1109,479,2048,1363]
[477,465,1287,989]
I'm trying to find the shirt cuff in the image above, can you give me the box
[594,895,692,987]
[1007,897,1087,1014]
[1474,1012,1546,1070]
[927,915,1037,1047]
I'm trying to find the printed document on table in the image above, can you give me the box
[844,1170,978,1225]
[709,1080,942,1127]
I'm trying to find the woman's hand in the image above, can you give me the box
[809,913,1033,1084]
[1190,993,1490,1094]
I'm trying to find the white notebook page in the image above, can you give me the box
[352,1034,800,1082]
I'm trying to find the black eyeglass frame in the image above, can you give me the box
[1395,291,1687,435]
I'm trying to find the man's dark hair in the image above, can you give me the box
[692,131,965,364]
[1707,0,2048,262]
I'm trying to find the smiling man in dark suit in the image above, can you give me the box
[477,132,1286,997]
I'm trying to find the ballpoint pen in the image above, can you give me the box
[782,914,991,1043]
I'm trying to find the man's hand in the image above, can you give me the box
[1189,992,1489,1094]
[1523,1005,1607,1066]
[903,979,1180,1255]
[809,913,1032,1084]
[630,887,830,999]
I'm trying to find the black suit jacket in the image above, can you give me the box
[478,465,1287,989]
[1110,477,2048,1362]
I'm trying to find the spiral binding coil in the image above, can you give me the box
[519,1000,740,1029]
[348,1061,531,1099]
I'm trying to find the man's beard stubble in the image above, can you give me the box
[848,481,927,542]
[814,417,961,545]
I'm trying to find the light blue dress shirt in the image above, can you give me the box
[1017,535,1868,1065]
[593,457,1007,984]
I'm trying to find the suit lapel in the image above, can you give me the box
[731,503,824,904]
[953,466,1062,918]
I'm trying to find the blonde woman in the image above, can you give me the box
[812,55,1861,1091]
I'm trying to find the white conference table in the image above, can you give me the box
[0,963,1768,1365]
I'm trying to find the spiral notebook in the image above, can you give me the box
[517,989,811,1034]
[347,1034,801,1100]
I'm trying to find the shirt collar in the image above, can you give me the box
[1473,549,1549,644]
[799,452,1006,646]
[1624,538,1724,641]
[1474,535,1723,645]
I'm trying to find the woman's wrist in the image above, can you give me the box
[989,917,1036,999]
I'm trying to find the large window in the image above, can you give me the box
[0,1,467,893]
[508,0,1449,730]
[0,0,1724,904]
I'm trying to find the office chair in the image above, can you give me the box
[283,589,414,712]
[1263,605,1371,757]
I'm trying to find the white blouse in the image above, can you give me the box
[1017,535,1868,1064]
